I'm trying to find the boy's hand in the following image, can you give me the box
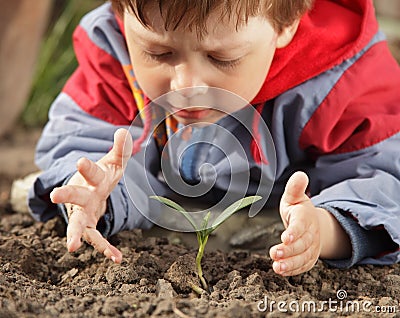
[50,128,133,264]
[269,171,352,276]
[269,171,323,276]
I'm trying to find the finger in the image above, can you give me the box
[272,242,318,276]
[280,220,308,245]
[281,171,309,206]
[76,157,105,187]
[279,204,312,244]
[50,185,92,207]
[99,128,133,169]
[270,231,313,260]
[272,252,318,276]
[66,208,87,252]
[84,228,123,263]
[269,243,285,260]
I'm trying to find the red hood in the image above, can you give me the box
[251,0,379,104]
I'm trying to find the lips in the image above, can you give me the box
[170,107,211,119]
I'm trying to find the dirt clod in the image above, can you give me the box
[164,254,201,294]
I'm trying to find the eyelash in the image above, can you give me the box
[207,55,241,69]
[142,51,241,69]
[143,51,171,62]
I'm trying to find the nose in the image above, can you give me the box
[170,63,208,98]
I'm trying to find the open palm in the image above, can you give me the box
[50,128,133,263]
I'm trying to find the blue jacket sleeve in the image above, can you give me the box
[28,92,167,235]
[309,132,400,266]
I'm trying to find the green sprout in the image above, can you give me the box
[150,195,262,292]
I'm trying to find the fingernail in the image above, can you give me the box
[111,256,116,263]
[67,238,71,246]
[276,249,283,258]
[50,190,56,202]
[280,262,287,272]
[284,233,294,243]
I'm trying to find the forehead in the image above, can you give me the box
[124,4,272,49]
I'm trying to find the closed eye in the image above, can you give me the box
[143,51,173,62]
[208,55,241,69]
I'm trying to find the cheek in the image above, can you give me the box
[242,50,275,100]
[128,50,170,100]
[227,59,271,102]
[132,65,168,100]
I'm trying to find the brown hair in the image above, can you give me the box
[110,0,314,35]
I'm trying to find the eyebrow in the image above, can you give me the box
[135,33,250,54]
[204,40,250,52]
[131,28,166,45]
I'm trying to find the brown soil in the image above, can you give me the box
[0,128,399,317]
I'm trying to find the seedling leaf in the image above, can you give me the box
[201,212,211,232]
[149,196,198,230]
[211,195,262,231]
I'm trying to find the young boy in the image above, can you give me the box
[29,0,400,276]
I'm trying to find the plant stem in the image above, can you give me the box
[190,283,205,296]
[196,233,209,291]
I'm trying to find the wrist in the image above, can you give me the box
[316,207,352,259]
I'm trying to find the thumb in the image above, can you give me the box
[99,128,133,169]
[115,128,133,169]
[281,171,309,206]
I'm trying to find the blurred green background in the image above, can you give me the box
[20,0,400,128]
[21,0,104,127]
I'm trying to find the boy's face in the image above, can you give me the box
[124,5,282,125]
